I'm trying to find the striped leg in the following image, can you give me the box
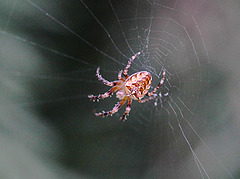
[88,86,119,101]
[96,67,114,86]
[118,70,124,80]
[123,52,141,78]
[147,69,166,96]
[139,94,157,103]
[120,98,132,121]
[95,96,128,117]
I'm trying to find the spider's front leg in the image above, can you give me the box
[118,70,125,81]
[123,52,141,79]
[95,96,128,117]
[96,67,115,86]
[88,86,119,101]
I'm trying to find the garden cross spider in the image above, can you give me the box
[88,52,166,121]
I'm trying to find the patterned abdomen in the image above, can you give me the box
[125,71,152,100]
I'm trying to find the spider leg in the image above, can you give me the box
[88,86,119,101]
[118,70,125,81]
[139,94,157,103]
[120,98,132,121]
[147,69,166,96]
[95,96,128,117]
[123,52,141,79]
[96,67,115,86]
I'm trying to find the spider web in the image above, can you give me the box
[0,0,240,178]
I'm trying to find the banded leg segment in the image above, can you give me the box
[139,94,157,103]
[88,86,119,101]
[147,69,166,96]
[96,67,114,86]
[118,70,125,81]
[95,96,128,117]
[123,52,141,78]
[120,98,132,121]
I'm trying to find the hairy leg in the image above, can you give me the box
[95,96,128,117]
[123,52,141,78]
[120,98,132,121]
[139,94,157,103]
[96,67,115,86]
[88,86,119,101]
[118,70,125,81]
[147,69,166,96]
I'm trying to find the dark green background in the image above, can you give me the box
[0,0,240,178]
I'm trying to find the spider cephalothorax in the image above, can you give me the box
[88,52,166,121]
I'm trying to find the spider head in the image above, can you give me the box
[116,91,125,100]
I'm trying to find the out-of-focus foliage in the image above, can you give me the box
[0,0,240,178]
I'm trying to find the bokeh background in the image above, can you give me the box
[0,0,240,178]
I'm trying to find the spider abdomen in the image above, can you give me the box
[125,71,152,100]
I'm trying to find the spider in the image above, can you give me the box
[88,52,166,121]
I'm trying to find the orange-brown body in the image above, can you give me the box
[125,71,152,100]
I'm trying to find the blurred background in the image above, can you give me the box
[0,0,240,178]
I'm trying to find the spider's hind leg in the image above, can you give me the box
[120,98,132,121]
[88,86,119,101]
[139,94,157,103]
[147,69,166,96]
